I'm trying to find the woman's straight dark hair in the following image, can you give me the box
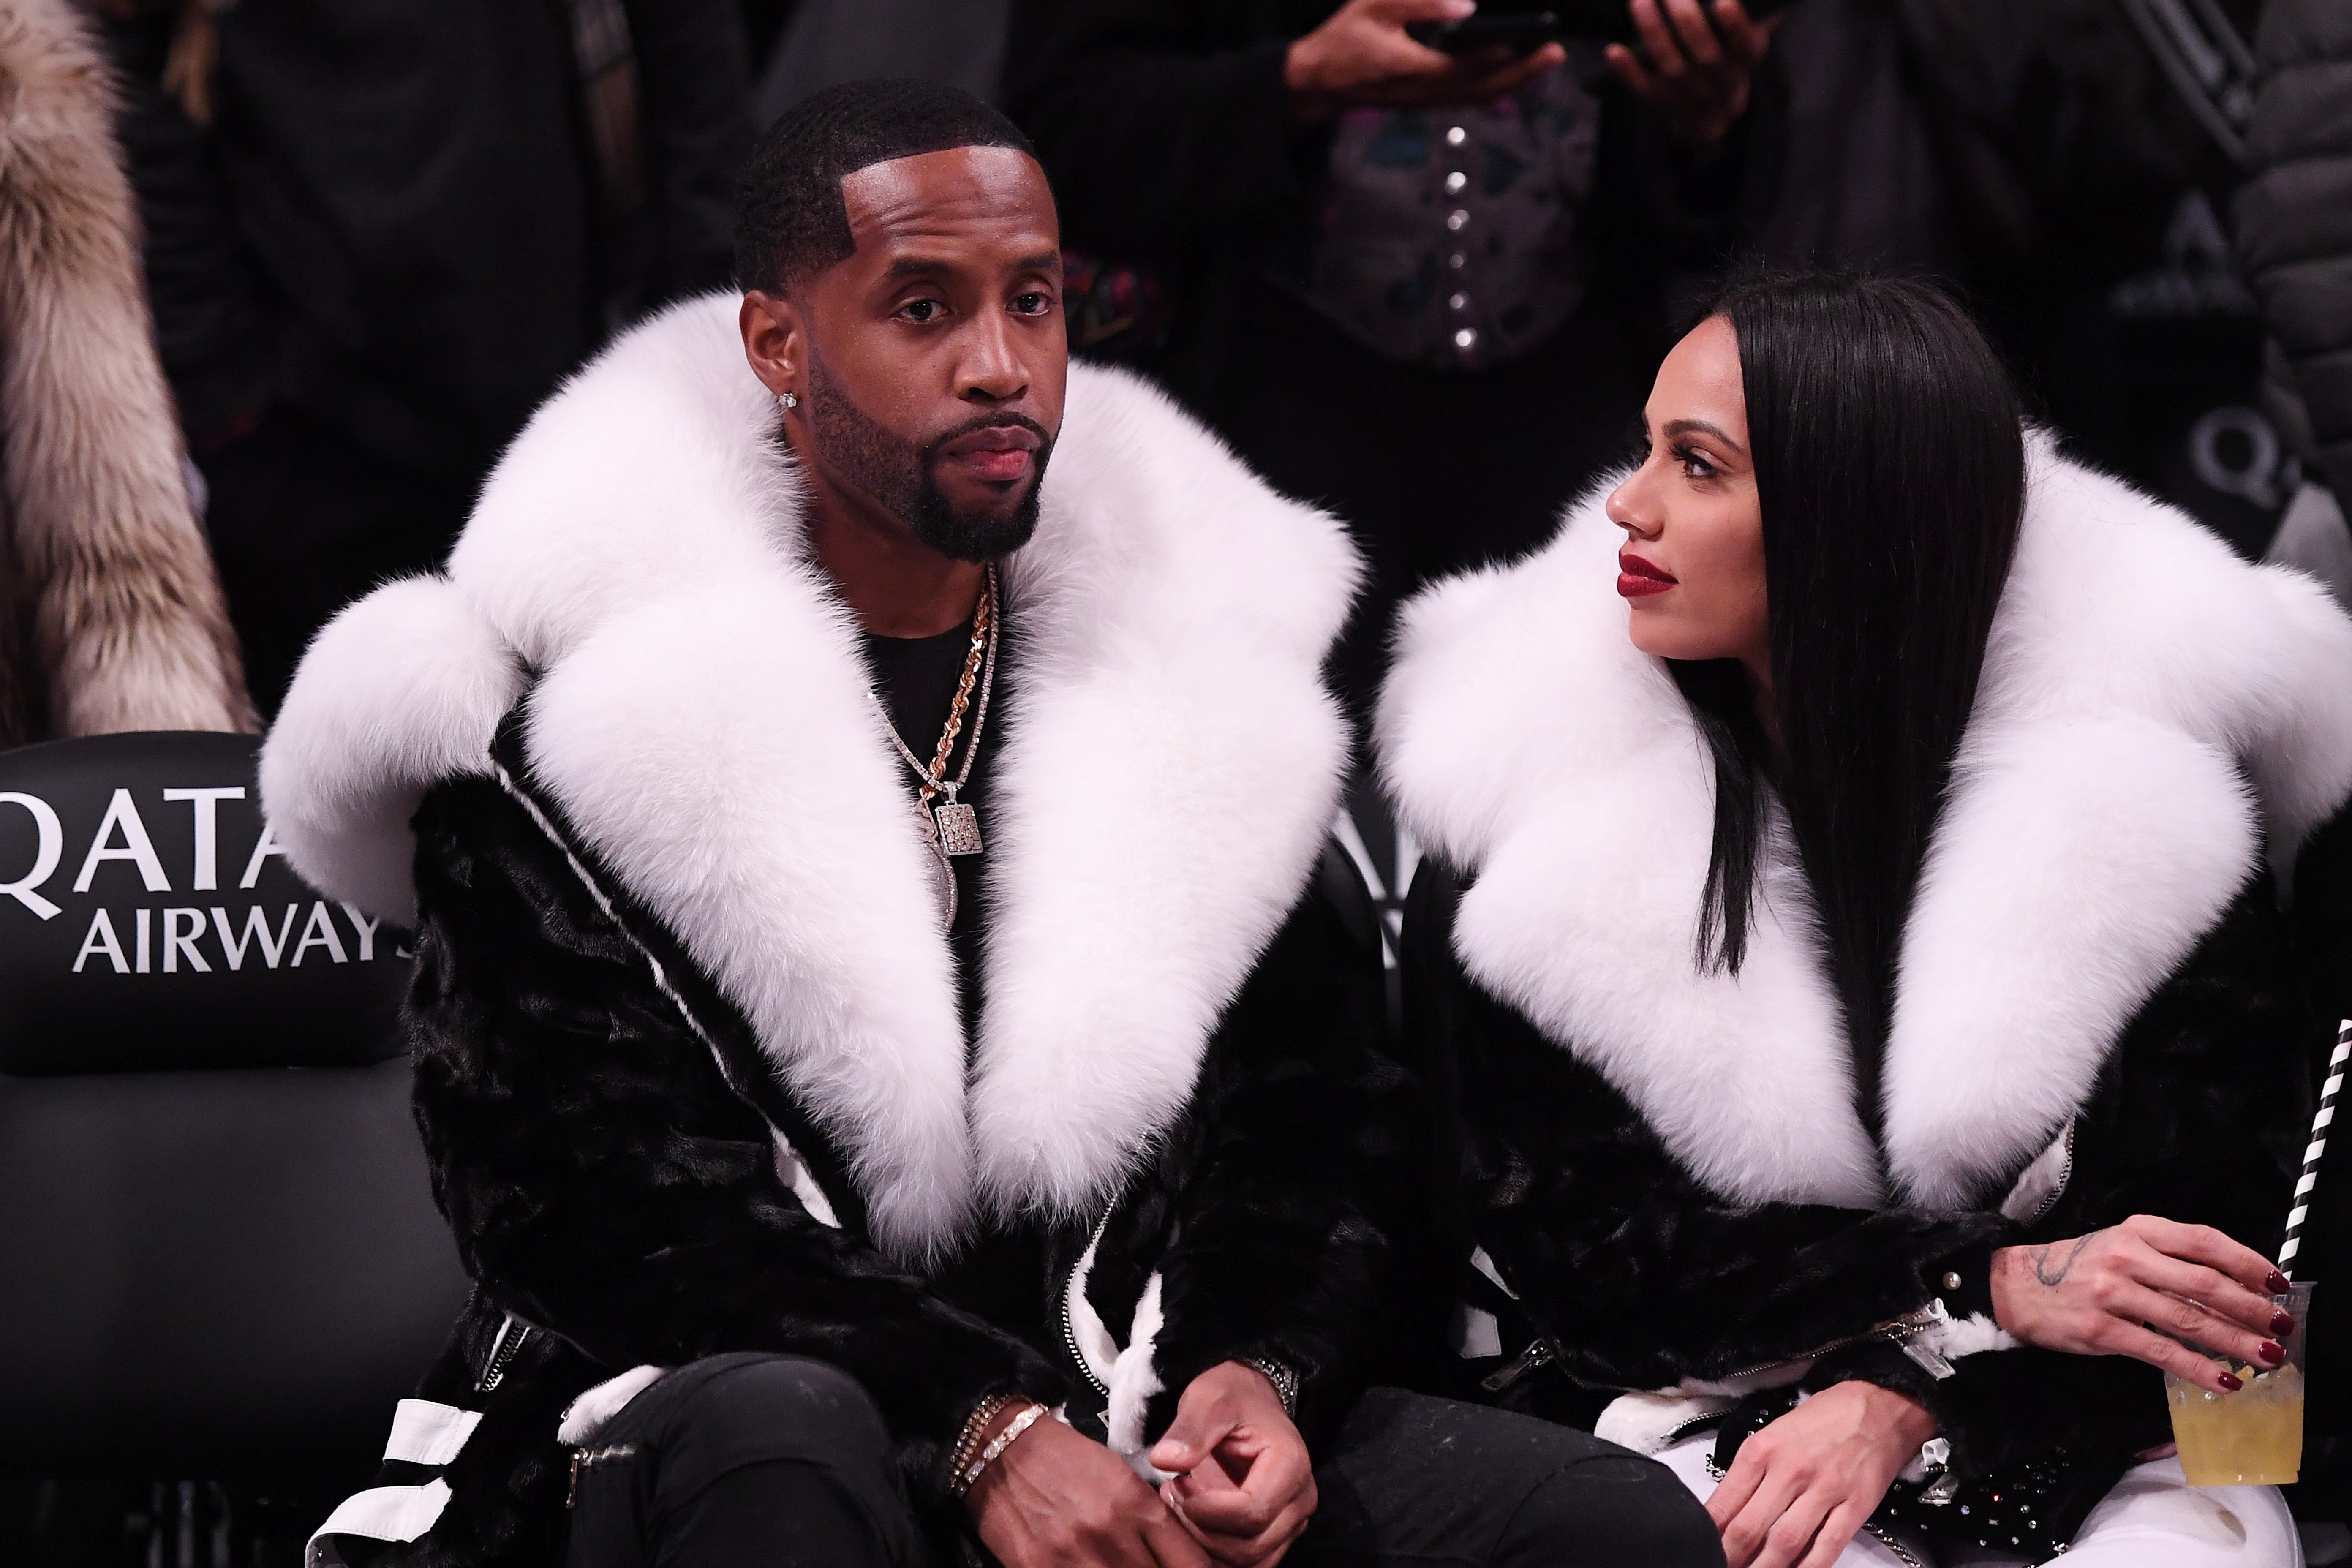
[1676,272,2024,1116]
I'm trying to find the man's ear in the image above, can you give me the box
[740,290,806,403]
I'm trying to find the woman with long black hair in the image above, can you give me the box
[1380,272,2352,1566]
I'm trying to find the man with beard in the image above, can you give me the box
[265,81,1715,1568]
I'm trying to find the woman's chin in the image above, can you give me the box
[1624,615,1696,662]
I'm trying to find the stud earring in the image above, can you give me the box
[779,390,799,410]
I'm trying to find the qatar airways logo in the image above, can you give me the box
[0,785,392,975]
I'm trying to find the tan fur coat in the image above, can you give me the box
[0,0,252,748]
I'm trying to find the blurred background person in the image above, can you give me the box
[1753,0,2285,559]
[2238,0,2352,608]
[90,0,752,715]
[2235,0,2352,1528]
[0,0,253,750]
[754,0,1010,122]
[1006,0,1781,737]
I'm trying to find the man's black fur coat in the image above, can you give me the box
[1376,436,2352,1503]
[261,296,1426,1567]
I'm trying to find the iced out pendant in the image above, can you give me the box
[933,795,983,856]
[913,799,957,931]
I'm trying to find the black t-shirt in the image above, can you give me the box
[861,619,996,1033]
[862,617,1065,1350]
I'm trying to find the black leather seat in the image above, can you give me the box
[0,732,467,1478]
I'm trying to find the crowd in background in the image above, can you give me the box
[1,1,2350,1560]
[0,0,2345,746]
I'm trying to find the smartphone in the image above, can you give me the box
[1407,0,1790,52]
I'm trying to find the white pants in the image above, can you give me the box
[1655,1432,2303,1567]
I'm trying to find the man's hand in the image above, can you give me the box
[1285,0,1567,123]
[1604,0,1778,147]
[966,1410,1211,1568]
[1991,1215,2295,1396]
[1708,1381,1936,1568]
[1149,1361,1318,1568]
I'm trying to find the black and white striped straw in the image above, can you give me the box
[2281,1019,2351,1281]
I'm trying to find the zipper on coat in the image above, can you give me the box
[1059,1206,1116,1398]
[2025,1122,2077,1228]
[1480,1337,1556,1393]
[1702,1299,1959,1390]
[476,1313,533,1394]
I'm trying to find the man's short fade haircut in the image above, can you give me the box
[734,79,1039,297]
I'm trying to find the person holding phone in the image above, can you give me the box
[1007,0,1780,738]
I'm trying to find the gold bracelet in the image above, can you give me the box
[947,1391,1013,1483]
[951,1401,1047,1497]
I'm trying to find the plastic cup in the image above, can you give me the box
[2164,1281,2313,1487]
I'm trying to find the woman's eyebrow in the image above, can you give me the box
[1663,417,1744,452]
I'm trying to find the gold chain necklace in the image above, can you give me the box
[873,565,1000,930]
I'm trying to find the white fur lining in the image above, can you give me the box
[1912,1311,2019,1363]
[1593,1309,2014,1455]
[261,292,1359,1261]
[1106,1273,1174,1481]
[1381,436,2352,1211]
[556,1364,671,1447]
[1594,1361,1813,1455]
[1064,1223,1176,1478]
[259,577,523,926]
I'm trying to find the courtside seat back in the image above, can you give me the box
[0,733,465,1476]
[0,731,405,1073]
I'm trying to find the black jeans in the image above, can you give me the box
[564,1356,1723,1568]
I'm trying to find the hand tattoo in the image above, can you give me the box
[2032,1233,2098,1288]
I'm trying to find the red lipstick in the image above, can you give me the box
[1617,551,1676,600]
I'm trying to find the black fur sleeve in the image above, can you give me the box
[1141,848,1451,1446]
[1404,865,2010,1395]
[405,777,1065,1505]
[1821,871,2317,1475]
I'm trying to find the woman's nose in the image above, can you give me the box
[1605,476,1658,538]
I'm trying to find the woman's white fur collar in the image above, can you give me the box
[261,294,1360,1260]
[1378,436,2352,1211]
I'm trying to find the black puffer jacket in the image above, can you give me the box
[2236,0,2352,503]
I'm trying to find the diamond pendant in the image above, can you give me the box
[912,800,957,931]
[934,800,983,857]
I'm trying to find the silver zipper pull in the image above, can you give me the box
[1481,1338,1556,1393]
[1889,1298,1955,1380]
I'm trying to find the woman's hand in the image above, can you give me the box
[1707,1381,1936,1568]
[1990,1215,2294,1395]
[966,1410,1211,1568]
[1151,1362,1318,1568]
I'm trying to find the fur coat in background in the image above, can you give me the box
[0,0,251,748]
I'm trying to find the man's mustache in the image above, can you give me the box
[924,412,1054,465]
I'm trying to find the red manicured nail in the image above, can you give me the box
[2219,1372,2244,1391]
[2272,1312,2295,1337]
[2268,1271,2291,1293]
[2259,1342,2286,1365]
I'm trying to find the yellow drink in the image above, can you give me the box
[2166,1364,2304,1486]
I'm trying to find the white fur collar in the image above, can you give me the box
[1379,438,2352,1211]
[261,294,1359,1260]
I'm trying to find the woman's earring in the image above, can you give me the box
[779,390,799,411]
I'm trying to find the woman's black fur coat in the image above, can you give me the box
[258,297,1410,1567]
[1402,860,2324,1478]
[1376,436,2352,1499]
